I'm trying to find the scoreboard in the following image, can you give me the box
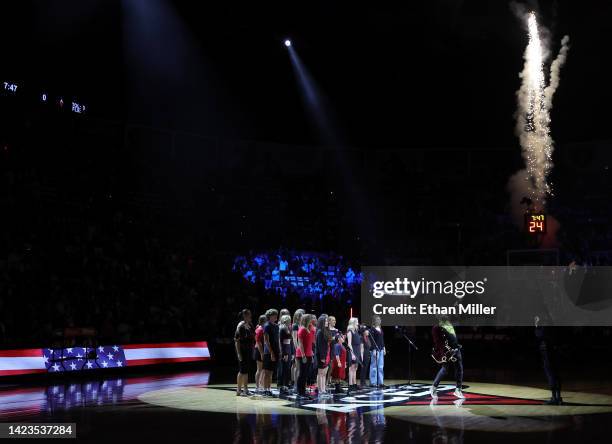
[2,80,87,114]
[525,213,547,234]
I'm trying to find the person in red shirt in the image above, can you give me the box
[292,309,305,392]
[296,314,316,399]
[331,334,347,393]
[308,316,317,387]
[253,314,266,393]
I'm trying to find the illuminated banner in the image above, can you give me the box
[0,341,210,377]
[361,266,612,326]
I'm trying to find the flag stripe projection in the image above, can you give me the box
[0,341,210,377]
[0,357,47,371]
[125,357,209,366]
[0,349,45,357]
[124,346,210,361]
[0,369,48,376]
[123,341,208,349]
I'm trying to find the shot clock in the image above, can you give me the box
[525,213,547,234]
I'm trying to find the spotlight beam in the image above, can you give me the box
[285,41,381,252]
[286,44,334,143]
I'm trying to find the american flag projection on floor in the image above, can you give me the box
[0,341,210,376]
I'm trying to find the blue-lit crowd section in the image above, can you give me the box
[233,251,361,299]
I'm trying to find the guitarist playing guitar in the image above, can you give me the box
[430,314,465,399]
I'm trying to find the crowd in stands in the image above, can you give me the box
[233,250,361,299]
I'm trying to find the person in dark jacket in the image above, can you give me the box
[262,309,279,396]
[327,316,339,389]
[535,316,563,404]
[346,317,363,393]
[277,314,293,393]
[369,315,386,387]
[315,314,332,397]
[234,309,254,396]
[359,324,372,388]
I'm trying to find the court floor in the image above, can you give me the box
[1,368,612,443]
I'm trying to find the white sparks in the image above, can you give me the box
[511,12,569,217]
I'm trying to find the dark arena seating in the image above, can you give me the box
[2,118,612,362]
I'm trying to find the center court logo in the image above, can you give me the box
[299,383,458,413]
[218,383,545,414]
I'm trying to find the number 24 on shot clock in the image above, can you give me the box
[525,213,547,234]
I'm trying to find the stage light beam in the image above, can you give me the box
[284,39,292,47]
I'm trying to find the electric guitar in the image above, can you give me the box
[432,340,461,364]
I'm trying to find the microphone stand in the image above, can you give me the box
[398,328,418,385]
[370,327,382,388]
[368,327,381,389]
